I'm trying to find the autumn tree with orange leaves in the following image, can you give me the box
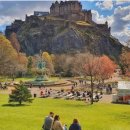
[83,54,116,104]
[98,55,116,83]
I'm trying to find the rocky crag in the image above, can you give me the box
[5,1,123,60]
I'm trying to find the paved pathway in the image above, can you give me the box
[99,94,113,103]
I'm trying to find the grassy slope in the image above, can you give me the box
[0,94,130,130]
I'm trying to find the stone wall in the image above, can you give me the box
[50,1,82,16]
[96,21,111,35]
[50,1,92,22]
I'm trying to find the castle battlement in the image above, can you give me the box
[50,1,92,23]
[50,1,82,15]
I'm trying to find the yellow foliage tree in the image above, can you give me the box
[42,52,54,75]
[0,34,17,76]
[17,53,28,75]
[9,32,20,53]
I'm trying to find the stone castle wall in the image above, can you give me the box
[97,21,111,35]
[50,1,82,16]
[50,1,92,23]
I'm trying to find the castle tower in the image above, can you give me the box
[54,1,60,16]
[69,1,82,14]
[59,1,64,15]
[105,21,108,27]
[84,10,92,23]
[64,1,68,14]
[50,1,82,17]
[50,1,60,16]
[50,3,55,15]
[88,10,92,22]
[105,21,111,35]
[50,1,92,23]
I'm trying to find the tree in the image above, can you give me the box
[53,54,73,76]
[42,52,54,75]
[83,53,100,104]
[9,32,20,53]
[27,56,33,75]
[53,54,66,74]
[72,53,87,76]
[17,53,28,77]
[9,84,33,105]
[120,48,130,75]
[62,56,74,77]
[83,54,116,104]
[98,55,116,83]
[0,34,18,76]
[53,53,94,77]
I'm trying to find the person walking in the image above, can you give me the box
[69,119,81,130]
[42,112,54,130]
[52,115,63,130]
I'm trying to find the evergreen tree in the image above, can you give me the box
[27,56,33,75]
[9,84,33,105]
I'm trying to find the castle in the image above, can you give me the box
[50,1,92,23]
[5,1,111,37]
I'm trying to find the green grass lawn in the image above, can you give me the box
[0,94,130,130]
[0,77,35,82]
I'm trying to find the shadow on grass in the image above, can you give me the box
[2,104,30,107]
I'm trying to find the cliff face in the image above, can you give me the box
[5,16,123,59]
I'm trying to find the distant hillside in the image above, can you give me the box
[5,15,123,60]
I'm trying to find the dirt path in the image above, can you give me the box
[99,94,113,103]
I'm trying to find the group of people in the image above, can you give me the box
[42,112,81,130]
[0,82,7,89]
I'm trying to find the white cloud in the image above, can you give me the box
[102,0,113,10]
[0,1,52,31]
[122,13,130,21]
[115,0,129,5]
[96,0,113,10]
[92,10,113,26]
[112,28,130,44]
[0,1,51,17]
[92,5,130,45]
[0,16,14,25]
[112,5,130,33]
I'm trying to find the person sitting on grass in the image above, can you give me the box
[42,112,54,130]
[52,115,63,130]
[69,119,81,130]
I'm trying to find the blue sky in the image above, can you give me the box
[0,0,130,45]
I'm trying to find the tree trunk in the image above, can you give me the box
[90,76,93,105]
[12,74,15,81]
[19,100,22,105]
